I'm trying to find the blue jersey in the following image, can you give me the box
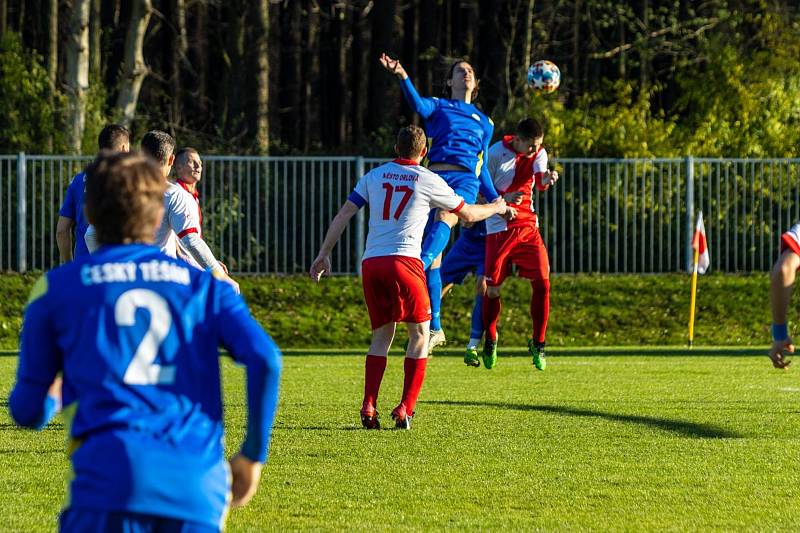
[59,172,90,257]
[9,244,281,530]
[399,78,499,202]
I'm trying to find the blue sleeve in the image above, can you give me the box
[9,276,62,429]
[347,191,366,208]
[478,119,500,201]
[59,178,77,219]
[399,77,438,119]
[215,281,282,463]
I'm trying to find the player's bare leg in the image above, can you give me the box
[393,321,430,429]
[361,322,396,429]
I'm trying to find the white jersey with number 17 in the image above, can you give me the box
[348,159,465,261]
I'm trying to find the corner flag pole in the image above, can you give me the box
[688,247,700,349]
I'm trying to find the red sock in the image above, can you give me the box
[530,279,551,344]
[483,295,502,341]
[400,357,428,414]
[363,355,387,410]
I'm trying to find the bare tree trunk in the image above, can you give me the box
[46,0,58,151]
[65,0,90,153]
[171,0,188,130]
[90,0,101,76]
[366,0,396,134]
[523,0,535,65]
[301,0,319,150]
[254,0,269,153]
[47,0,57,87]
[0,0,6,36]
[115,0,153,127]
[193,0,208,115]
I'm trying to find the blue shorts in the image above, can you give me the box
[437,169,479,204]
[60,508,220,533]
[441,232,485,285]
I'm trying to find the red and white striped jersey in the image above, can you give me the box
[485,136,548,235]
[348,159,465,261]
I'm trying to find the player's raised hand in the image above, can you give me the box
[503,191,524,204]
[310,254,331,282]
[229,453,263,508]
[542,170,559,187]
[769,338,794,369]
[379,53,407,79]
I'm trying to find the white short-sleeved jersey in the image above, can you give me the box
[782,221,800,256]
[154,182,202,259]
[348,159,465,260]
[485,138,548,235]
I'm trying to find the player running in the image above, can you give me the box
[768,221,800,368]
[380,53,502,354]
[310,126,512,430]
[480,118,559,370]
[56,124,130,262]
[9,152,282,532]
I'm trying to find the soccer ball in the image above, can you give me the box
[527,61,560,93]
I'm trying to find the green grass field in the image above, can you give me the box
[3,348,800,531]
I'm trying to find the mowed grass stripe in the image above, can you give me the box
[2,353,800,531]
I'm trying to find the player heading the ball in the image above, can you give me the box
[10,152,282,532]
[380,53,503,355]
[310,125,514,430]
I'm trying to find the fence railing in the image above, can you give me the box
[1,153,799,274]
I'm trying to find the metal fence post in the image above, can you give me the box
[684,155,694,273]
[16,152,26,273]
[355,156,365,276]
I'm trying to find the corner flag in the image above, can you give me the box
[692,212,710,274]
[688,211,709,348]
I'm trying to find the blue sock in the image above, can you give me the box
[427,268,442,331]
[421,221,452,270]
[470,294,484,340]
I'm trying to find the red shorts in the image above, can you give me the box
[361,255,431,329]
[484,224,550,286]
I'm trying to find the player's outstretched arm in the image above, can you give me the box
[380,52,437,119]
[215,281,282,506]
[769,250,800,368]
[455,198,512,224]
[9,276,62,429]
[310,200,359,281]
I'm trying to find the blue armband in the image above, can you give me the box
[772,323,789,342]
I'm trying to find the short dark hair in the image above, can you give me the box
[97,124,130,152]
[396,125,427,159]
[516,118,544,140]
[174,147,199,166]
[84,152,166,245]
[140,130,176,165]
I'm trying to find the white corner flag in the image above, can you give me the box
[692,211,710,274]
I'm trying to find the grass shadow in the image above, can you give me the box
[426,400,742,439]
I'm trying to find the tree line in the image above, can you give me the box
[1,0,799,157]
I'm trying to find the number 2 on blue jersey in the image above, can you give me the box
[114,288,176,385]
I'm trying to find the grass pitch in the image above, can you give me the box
[2,349,800,531]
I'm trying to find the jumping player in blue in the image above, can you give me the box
[10,152,282,532]
[380,53,504,352]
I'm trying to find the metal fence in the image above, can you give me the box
[2,153,799,274]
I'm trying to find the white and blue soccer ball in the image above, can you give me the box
[526,60,560,93]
